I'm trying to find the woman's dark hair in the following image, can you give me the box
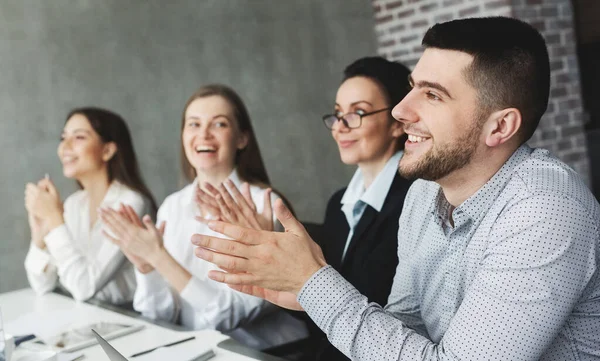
[66,107,158,214]
[180,84,270,186]
[343,57,411,149]
[343,56,411,109]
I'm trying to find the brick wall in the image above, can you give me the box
[371,0,591,183]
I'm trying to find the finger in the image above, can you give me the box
[207,270,259,285]
[197,187,219,208]
[194,247,250,272]
[226,180,258,223]
[196,187,221,216]
[204,221,263,246]
[99,208,130,236]
[240,183,256,211]
[158,221,166,236]
[43,178,59,196]
[262,188,273,221]
[142,214,158,232]
[203,182,220,197]
[102,230,123,246]
[215,194,236,223]
[124,204,143,227]
[273,199,304,234]
[191,233,250,257]
[218,182,239,213]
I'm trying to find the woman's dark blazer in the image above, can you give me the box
[305,172,413,361]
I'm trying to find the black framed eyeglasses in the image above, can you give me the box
[322,107,391,129]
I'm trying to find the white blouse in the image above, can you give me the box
[134,170,307,349]
[24,181,152,304]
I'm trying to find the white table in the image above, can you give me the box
[0,288,280,361]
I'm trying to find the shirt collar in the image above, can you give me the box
[341,151,403,212]
[181,168,241,207]
[458,144,534,221]
[99,180,128,208]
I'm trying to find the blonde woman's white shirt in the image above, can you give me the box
[134,169,307,349]
[24,181,151,304]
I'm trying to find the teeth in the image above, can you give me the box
[195,145,216,152]
[408,135,429,143]
[63,156,75,162]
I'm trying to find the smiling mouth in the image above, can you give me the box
[195,145,217,153]
[407,134,431,143]
[62,156,77,164]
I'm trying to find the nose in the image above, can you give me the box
[199,123,212,139]
[391,89,419,125]
[331,117,351,133]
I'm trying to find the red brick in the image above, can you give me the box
[392,49,410,58]
[530,20,546,32]
[385,0,404,10]
[550,87,567,98]
[459,5,480,17]
[545,33,561,45]
[420,3,439,12]
[550,60,564,72]
[396,8,415,18]
[389,24,406,34]
[541,6,558,17]
[376,14,394,24]
[373,4,382,13]
[443,0,462,6]
[484,0,510,10]
[379,39,397,47]
[400,34,420,43]
[411,19,428,28]
[434,13,454,23]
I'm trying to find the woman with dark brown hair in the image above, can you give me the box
[100,84,306,348]
[24,107,157,304]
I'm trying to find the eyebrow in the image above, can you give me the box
[408,74,454,100]
[62,128,92,135]
[186,114,231,121]
[334,100,374,108]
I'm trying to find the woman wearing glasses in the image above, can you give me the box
[199,57,413,361]
[306,57,413,361]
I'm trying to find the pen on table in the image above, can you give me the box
[14,334,36,347]
[130,335,196,358]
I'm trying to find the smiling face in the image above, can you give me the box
[331,76,404,167]
[182,95,248,176]
[58,113,112,180]
[392,48,485,181]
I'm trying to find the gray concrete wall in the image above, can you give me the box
[0,1,376,292]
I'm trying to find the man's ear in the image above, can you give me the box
[237,132,249,150]
[102,142,118,162]
[483,108,522,148]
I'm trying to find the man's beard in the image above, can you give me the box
[399,119,483,181]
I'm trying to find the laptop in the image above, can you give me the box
[92,329,215,361]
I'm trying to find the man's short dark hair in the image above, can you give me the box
[422,17,550,143]
[343,56,411,107]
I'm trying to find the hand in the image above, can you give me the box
[116,204,165,274]
[191,199,327,296]
[198,181,274,231]
[26,210,48,249]
[25,178,64,229]
[195,184,221,220]
[99,207,166,268]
